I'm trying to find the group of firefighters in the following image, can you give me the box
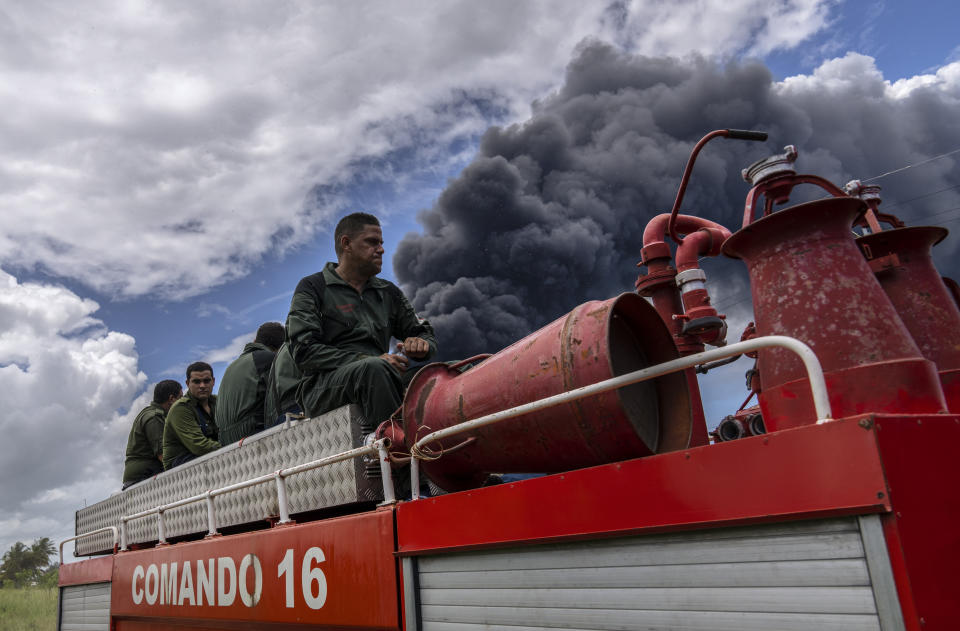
[121,212,438,489]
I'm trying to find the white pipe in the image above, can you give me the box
[411,335,831,467]
[377,442,396,504]
[276,474,291,524]
[59,527,118,564]
[206,492,217,537]
[410,458,421,501]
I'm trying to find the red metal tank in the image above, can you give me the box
[401,292,692,491]
[858,226,960,412]
[722,197,947,430]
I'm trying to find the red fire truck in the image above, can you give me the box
[58,130,959,630]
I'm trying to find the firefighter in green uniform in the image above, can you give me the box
[163,361,221,469]
[122,380,182,489]
[264,341,302,427]
[286,212,437,425]
[216,322,285,444]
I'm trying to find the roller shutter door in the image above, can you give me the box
[412,516,904,631]
[59,582,110,631]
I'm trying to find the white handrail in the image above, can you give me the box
[410,335,831,498]
[115,438,393,550]
[59,527,118,564]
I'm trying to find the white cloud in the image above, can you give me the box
[203,330,255,365]
[611,0,832,58]
[0,1,835,301]
[888,60,960,99]
[0,268,146,557]
[778,52,960,100]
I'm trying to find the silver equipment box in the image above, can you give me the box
[74,405,397,556]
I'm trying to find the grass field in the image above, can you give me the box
[0,588,57,631]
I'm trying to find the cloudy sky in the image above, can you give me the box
[2,0,959,559]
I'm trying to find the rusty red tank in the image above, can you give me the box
[858,226,960,412]
[722,196,947,430]
[401,292,692,490]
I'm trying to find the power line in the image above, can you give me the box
[883,183,960,212]
[862,147,960,183]
[905,204,960,223]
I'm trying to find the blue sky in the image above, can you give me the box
[1,0,959,557]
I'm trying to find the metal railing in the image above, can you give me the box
[60,527,118,564]
[117,438,394,550]
[65,335,829,551]
[409,335,831,498]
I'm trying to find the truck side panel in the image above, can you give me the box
[407,516,902,631]
[109,509,400,629]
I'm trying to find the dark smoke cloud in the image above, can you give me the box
[395,41,960,358]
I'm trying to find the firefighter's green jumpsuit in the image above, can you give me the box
[286,262,437,424]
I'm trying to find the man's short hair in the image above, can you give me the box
[255,322,285,351]
[186,362,214,380]
[153,379,182,404]
[334,212,380,258]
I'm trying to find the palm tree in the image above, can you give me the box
[0,538,57,588]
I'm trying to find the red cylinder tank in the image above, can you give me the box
[722,197,947,430]
[402,293,693,491]
[858,226,960,412]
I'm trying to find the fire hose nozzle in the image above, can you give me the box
[844,179,882,202]
[742,145,798,185]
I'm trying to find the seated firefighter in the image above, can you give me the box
[163,362,220,469]
[122,379,182,489]
[216,322,285,445]
[263,341,302,428]
[287,212,437,426]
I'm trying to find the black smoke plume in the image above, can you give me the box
[395,41,960,358]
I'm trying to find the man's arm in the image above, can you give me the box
[250,349,275,432]
[287,280,368,373]
[167,405,220,456]
[143,412,165,461]
[390,286,438,360]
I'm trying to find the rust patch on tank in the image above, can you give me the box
[586,306,609,321]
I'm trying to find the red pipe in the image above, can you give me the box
[643,214,732,263]
[742,173,848,228]
[640,214,732,346]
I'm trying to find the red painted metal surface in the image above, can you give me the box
[401,293,693,491]
[872,415,960,630]
[722,197,947,430]
[858,226,960,412]
[637,213,731,350]
[683,368,710,448]
[740,171,848,227]
[880,514,923,631]
[59,554,113,586]
[109,509,399,630]
[396,418,890,554]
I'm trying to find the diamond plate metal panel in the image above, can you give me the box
[74,493,122,555]
[75,404,399,556]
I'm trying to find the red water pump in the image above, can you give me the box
[846,181,960,413]
[723,146,949,429]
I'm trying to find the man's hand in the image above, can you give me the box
[379,352,410,372]
[401,337,430,359]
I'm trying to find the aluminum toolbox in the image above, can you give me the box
[74,404,400,556]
